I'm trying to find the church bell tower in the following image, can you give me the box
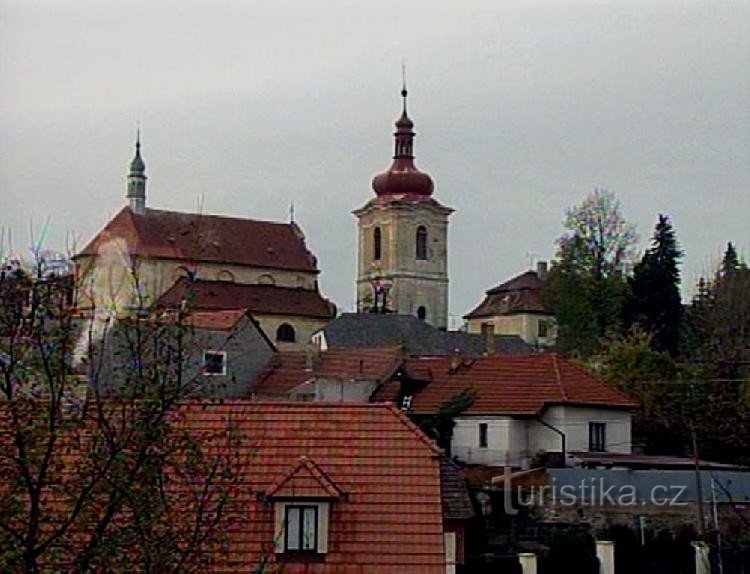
[354,83,453,329]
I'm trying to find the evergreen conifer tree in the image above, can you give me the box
[628,214,683,355]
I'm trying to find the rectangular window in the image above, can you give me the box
[285,505,318,552]
[479,423,489,448]
[589,422,607,452]
[537,320,549,338]
[202,351,226,375]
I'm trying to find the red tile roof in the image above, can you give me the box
[178,401,446,572]
[464,270,550,319]
[374,353,635,415]
[186,309,248,330]
[158,277,336,319]
[251,347,403,397]
[76,206,319,273]
[265,456,343,499]
[1,402,446,572]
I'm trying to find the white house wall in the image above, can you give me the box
[451,406,632,467]
[536,405,632,454]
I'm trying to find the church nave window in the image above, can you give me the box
[276,323,297,343]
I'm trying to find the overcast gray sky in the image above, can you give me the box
[1,0,748,326]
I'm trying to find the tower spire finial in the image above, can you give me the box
[127,126,147,213]
[401,62,408,113]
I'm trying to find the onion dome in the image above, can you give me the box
[371,85,434,198]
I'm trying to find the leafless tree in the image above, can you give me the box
[0,253,243,573]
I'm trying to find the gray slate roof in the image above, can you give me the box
[440,457,475,520]
[319,313,532,356]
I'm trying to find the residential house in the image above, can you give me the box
[89,308,275,397]
[464,262,556,347]
[251,347,404,402]
[374,353,635,468]
[180,401,456,573]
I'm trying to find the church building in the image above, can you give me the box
[74,135,336,349]
[354,86,453,329]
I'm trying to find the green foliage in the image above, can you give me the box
[416,387,477,452]
[592,331,686,455]
[627,214,683,356]
[593,330,750,464]
[546,189,636,356]
[683,242,750,374]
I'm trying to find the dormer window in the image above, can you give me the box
[268,457,341,557]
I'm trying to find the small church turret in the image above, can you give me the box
[354,80,453,328]
[126,131,147,213]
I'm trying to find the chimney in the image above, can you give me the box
[449,349,461,372]
[305,343,320,372]
[536,260,548,280]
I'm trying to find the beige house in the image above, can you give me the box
[73,137,335,349]
[464,262,556,347]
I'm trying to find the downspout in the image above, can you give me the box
[536,417,566,467]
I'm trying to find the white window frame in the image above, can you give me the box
[202,350,227,376]
[274,501,330,554]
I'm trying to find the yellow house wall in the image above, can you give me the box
[254,314,330,350]
[466,313,557,347]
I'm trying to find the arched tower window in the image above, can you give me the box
[417,306,427,321]
[373,227,382,261]
[416,226,428,260]
[276,323,296,343]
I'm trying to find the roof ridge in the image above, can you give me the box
[144,207,297,227]
[551,353,569,402]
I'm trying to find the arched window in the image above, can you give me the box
[417,306,427,321]
[276,323,296,343]
[416,226,428,260]
[373,227,382,261]
[217,270,235,282]
[258,273,276,286]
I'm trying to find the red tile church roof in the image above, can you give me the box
[158,278,336,319]
[76,206,319,272]
[374,353,635,415]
